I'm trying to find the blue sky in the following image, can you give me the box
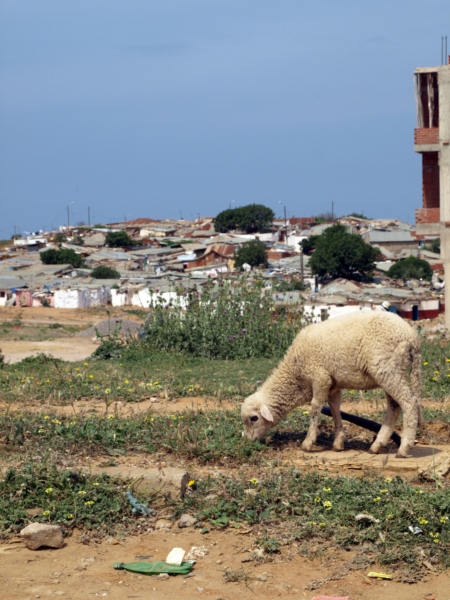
[0,1,448,236]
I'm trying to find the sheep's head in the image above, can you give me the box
[241,391,275,441]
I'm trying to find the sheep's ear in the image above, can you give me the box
[260,405,274,422]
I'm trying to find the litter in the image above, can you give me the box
[114,561,193,575]
[165,548,186,566]
[126,491,156,516]
[408,525,423,534]
[311,596,351,600]
[367,571,393,580]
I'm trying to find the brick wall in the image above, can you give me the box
[415,208,440,223]
[414,128,439,145]
[422,152,440,208]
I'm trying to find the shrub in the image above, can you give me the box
[386,256,433,281]
[142,276,302,359]
[105,231,132,247]
[91,265,121,279]
[40,248,84,268]
[234,240,268,270]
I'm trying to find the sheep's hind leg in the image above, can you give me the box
[328,390,345,451]
[302,381,330,452]
[369,394,401,455]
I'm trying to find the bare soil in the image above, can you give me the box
[0,307,145,363]
[1,526,449,600]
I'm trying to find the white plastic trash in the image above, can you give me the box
[165,547,186,566]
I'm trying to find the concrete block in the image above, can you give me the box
[90,466,190,498]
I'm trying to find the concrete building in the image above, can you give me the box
[414,56,450,326]
[414,58,450,235]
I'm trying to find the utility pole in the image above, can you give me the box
[88,207,90,226]
[332,201,334,221]
[284,204,288,246]
[300,248,304,281]
[67,205,70,228]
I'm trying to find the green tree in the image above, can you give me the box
[40,248,84,268]
[105,231,132,247]
[53,232,67,244]
[234,239,268,270]
[91,265,121,279]
[309,224,379,280]
[300,235,318,256]
[215,204,274,233]
[424,238,440,254]
[386,256,433,281]
[347,212,371,220]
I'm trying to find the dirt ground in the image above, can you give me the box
[0,307,145,363]
[2,526,450,600]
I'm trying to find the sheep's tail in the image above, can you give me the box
[410,338,424,428]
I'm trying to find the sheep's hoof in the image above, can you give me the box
[368,446,380,455]
[301,441,313,452]
[395,451,409,459]
[332,445,344,452]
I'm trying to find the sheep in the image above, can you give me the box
[241,311,422,458]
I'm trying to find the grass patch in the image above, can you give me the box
[0,462,142,541]
[0,352,278,404]
[180,470,450,574]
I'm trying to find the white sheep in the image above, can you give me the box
[241,311,422,458]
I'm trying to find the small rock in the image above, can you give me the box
[185,546,209,560]
[154,519,173,530]
[419,451,450,480]
[26,508,43,518]
[20,524,64,550]
[196,587,204,592]
[178,514,198,528]
[156,573,169,580]
[244,489,257,496]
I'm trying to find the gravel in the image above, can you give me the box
[76,318,144,338]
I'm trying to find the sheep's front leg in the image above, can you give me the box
[369,394,401,454]
[328,390,345,451]
[302,381,330,452]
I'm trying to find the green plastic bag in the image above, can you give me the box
[113,561,193,575]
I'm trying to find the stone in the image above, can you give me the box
[156,573,169,581]
[20,524,64,550]
[154,519,173,530]
[178,514,198,528]
[26,508,43,518]
[88,466,190,498]
[419,451,450,481]
[185,546,209,560]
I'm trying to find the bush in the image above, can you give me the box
[300,235,318,256]
[105,231,132,247]
[91,265,121,279]
[142,276,303,359]
[234,239,268,270]
[214,204,274,234]
[386,256,433,281]
[309,224,379,280]
[40,248,84,268]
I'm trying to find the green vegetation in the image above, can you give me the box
[347,212,371,219]
[91,265,121,279]
[141,276,301,359]
[300,235,318,256]
[234,239,268,270]
[105,230,133,247]
[53,232,67,244]
[424,238,440,254]
[0,462,141,540]
[214,204,275,234]
[309,223,379,280]
[40,248,84,268]
[387,256,433,282]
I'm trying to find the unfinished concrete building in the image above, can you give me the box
[414,57,450,324]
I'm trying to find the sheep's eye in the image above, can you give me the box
[250,415,259,423]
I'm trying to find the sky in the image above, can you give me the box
[0,1,448,237]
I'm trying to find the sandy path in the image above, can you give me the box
[1,338,98,363]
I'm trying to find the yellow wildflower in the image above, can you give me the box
[124,380,129,384]
[323,501,332,510]
[78,490,87,496]
[440,516,448,523]
[45,488,53,494]
[89,375,93,379]
[44,415,50,420]
[384,477,392,483]
[380,489,388,494]
[423,362,428,365]
[38,429,45,433]
[314,496,321,503]
[66,514,73,519]
[108,415,114,420]
[83,362,88,366]
[387,514,394,519]
[188,480,195,487]
[93,482,100,487]
[373,497,381,502]
[248,478,259,485]
[418,517,428,525]
[322,487,331,492]
[84,501,94,506]
[43,510,51,516]
[105,388,111,394]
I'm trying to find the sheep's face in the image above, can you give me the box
[241,392,274,441]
